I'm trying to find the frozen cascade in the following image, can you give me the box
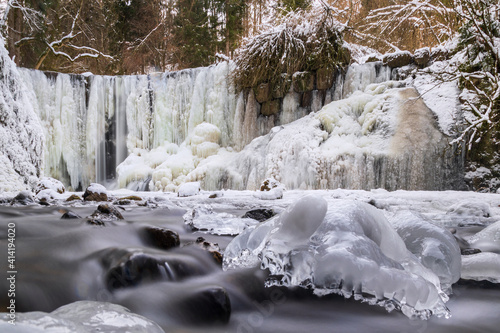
[193,82,464,191]
[223,196,451,319]
[16,60,461,191]
[0,41,44,191]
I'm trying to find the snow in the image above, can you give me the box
[410,61,462,136]
[35,177,65,194]
[87,183,107,195]
[177,181,200,197]
[0,39,44,192]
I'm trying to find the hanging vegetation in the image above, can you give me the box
[232,2,351,89]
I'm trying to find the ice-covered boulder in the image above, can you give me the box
[389,211,461,293]
[461,252,500,283]
[467,221,500,253]
[0,301,165,333]
[178,181,201,197]
[224,196,450,319]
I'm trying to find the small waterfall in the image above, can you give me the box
[18,61,463,191]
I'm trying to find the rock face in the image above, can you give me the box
[293,71,315,93]
[261,100,280,116]
[383,51,413,67]
[83,183,108,202]
[272,74,292,98]
[414,48,430,67]
[316,68,334,90]
[254,83,271,103]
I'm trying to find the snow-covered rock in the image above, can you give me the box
[83,183,108,202]
[35,177,65,194]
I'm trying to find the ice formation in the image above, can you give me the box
[16,57,462,192]
[224,195,450,319]
[467,221,500,253]
[0,41,44,192]
[389,211,461,293]
[461,252,500,283]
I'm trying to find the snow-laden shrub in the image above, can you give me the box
[232,3,350,89]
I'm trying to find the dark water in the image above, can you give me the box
[1,201,499,332]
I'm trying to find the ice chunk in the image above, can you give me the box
[184,205,259,236]
[389,211,461,293]
[468,221,500,253]
[178,182,201,197]
[224,196,449,319]
[461,252,500,283]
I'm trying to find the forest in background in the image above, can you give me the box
[0,0,462,75]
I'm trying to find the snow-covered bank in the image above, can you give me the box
[0,41,44,192]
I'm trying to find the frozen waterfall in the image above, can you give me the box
[17,61,463,191]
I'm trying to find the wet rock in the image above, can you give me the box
[383,51,413,68]
[35,177,65,194]
[293,71,315,93]
[461,248,482,255]
[261,99,280,116]
[301,91,313,107]
[66,194,82,202]
[194,237,223,265]
[272,74,292,99]
[87,204,123,225]
[316,67,334,90]
[119,195,143,201]
[143,226,180,250]
[254,82,271,103]
[106,252,173,290]
[178,286,231,324]
[11,190,34,205]
[209,193,218,199]
[38,198,50,206]
[83,183,108,202]
[414,47,430,67]
[242,209,276,222]
[61,210,81,219]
